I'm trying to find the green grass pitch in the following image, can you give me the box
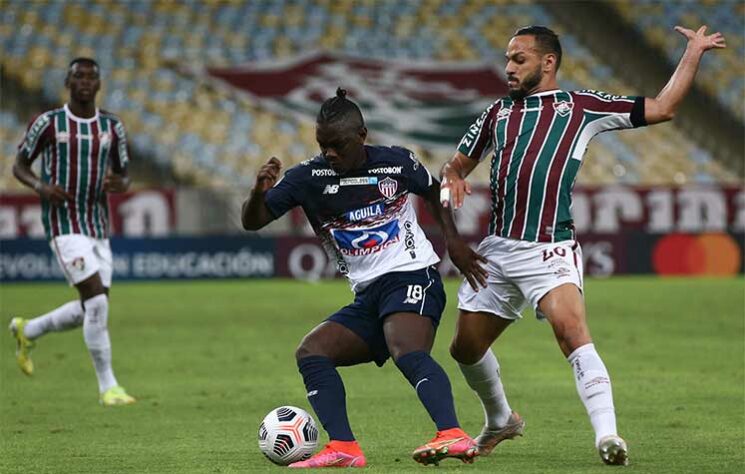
[1,277,743,473]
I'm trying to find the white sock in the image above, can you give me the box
[458,349,512,429]
[567,343,617,446]
[24,301,84,339]
[82,294,118,393]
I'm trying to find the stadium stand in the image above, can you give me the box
[611,0,744,121]
[0,111,28,191]
[0,0,740,190]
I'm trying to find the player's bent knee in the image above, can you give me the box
[560,334,593,355]
[449,338,486,365]
[389,345,429,363]
[553,318,590,341]
[72,312,85,327]
[295,334,334,361]
[295,341,318,361]
[550,321,592,356]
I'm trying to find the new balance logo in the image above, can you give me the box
[323,184,339,195]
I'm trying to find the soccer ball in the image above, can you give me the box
[258,406,319,465]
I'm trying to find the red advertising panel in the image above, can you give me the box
[414,185,745,237]
[0,190,176,238]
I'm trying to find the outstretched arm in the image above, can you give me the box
[242,157,282,231]
[645,25,726,125]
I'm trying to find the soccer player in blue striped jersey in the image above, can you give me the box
[441,26,726,465]
[243,89,484,468]
[10,57,135,406]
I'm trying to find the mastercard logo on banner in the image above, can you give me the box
[652,233,743,276]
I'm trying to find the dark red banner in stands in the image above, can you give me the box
[0,190,176,238]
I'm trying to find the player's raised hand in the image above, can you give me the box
[447,238,488,291]
[255,157,282,193]
[38,183,73,206]
[674,25,726,52]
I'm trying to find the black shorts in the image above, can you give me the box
[327,266,446,366]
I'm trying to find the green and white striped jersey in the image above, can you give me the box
[458,90,645,242]
[19,104,130,240]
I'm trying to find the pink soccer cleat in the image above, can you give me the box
[412,427,478,466]
[288,441,366,468]
[475,411,525,456]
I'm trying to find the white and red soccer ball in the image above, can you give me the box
[258,406,319,465]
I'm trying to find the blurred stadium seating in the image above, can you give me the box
[0,0,741,191]
[611,0,744,121]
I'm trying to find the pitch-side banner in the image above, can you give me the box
[274,232,744,279]
[0,237,274,282]
[207,51,507,151]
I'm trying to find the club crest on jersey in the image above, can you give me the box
[56,132,70,143]
[378,177,398,199]
[346,203,384,222]
[553,101,573,117]
[332,220,400,256]
[99,132,112,145]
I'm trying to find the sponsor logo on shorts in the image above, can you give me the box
[554,267,572,278]
[548,257,572,278]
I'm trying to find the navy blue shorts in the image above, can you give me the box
[327,266,446,366]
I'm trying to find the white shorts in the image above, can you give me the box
[50,235,113,287]
[457,235,583,320]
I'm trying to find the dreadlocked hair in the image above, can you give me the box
[317,87,364,129]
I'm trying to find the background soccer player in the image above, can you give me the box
[440,25,726,465]
[10,57,136,406]
[242,88,484,468]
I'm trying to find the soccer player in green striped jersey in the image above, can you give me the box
[441,26,726,465]
[10,58,135,406]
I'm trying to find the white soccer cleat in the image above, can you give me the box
[475,411,525,456]
[598,435,628,466]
